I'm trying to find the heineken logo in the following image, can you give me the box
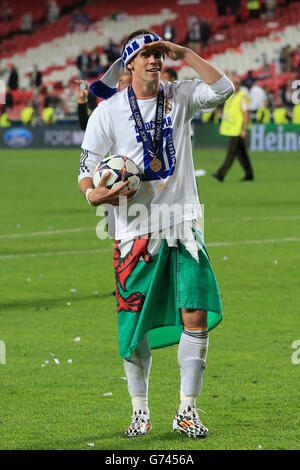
[250,124,300,152]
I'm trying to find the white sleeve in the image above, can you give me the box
[184,75,235,119]
[78,149,104,182]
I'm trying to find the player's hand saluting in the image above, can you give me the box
[142,41,187,61]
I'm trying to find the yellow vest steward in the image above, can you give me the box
[21,107,34,124]
[220,91,248,136]
[0,112,11,127]
[42,107,55,124]
[292,104,300,124]
[273,108,289,124]
[247,0,259,9]
[256,106,271,124]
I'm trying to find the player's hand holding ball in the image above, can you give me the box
[90,155,142,206]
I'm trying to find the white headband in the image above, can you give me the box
[90,33,163,99]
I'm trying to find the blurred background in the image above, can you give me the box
[0,0,299,145]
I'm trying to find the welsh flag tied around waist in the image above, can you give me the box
[113,228,223,359]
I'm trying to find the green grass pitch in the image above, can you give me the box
[0,147,299,450]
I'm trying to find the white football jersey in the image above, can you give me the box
[79,75,234,240]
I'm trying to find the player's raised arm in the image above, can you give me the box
[143,40,235,88]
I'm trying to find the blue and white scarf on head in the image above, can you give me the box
[90,33,163,99]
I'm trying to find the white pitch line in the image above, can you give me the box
[1,215,299,240]
[210,215,300,223]
[0,227,95,239]
[206,237,300,247]
[0,248,112,260]
[1,237,300,260]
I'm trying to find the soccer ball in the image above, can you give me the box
[93,155,142,196]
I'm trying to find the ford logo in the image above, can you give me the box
[4,128,33,148]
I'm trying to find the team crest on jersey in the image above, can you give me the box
[128,114,134,121]
[164,100,173,115]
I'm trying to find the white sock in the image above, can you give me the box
[123,335,152,415]
[177,328,209,411]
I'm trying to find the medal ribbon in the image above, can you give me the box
[128,85,164,171]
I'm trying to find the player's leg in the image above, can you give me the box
[123,334,152,436]
[213,136,239,181]
[173,308,209,437]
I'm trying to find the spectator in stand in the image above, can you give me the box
[76,50,91,80]
[68,7,89,32]
[227,0,241,16]
[88,49,104,78]
[242,70,255,90]
[215,0,227,16]
[29,65,42,90]
[20,13,33,34]
[47,0,60,23]
[261,0,276,19]
[292,45,300,72]
[8,66,18,91]
[105,39,121,67]
[186,15,201,53]
[200,17,211,48]
[5,88,13,109]
[249,81,267,121]
[280,45,294,73]
[0,1,12,21]
[283,81,296,109]
[76,70,131,131]
[163,23,176,42]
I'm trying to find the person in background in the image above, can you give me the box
[21,101,35,125]
[249,81,267,121]
[47,0,60,23]
[29,65,42,90]
[292,103,300,124]
[76,70,131,131]
[213,75,254,182]
[20,13,33,34]
[272,102,290,124]
[76,50,91,80]
[161,67,178,83]
[163,23,176,42]
[8,65,18,91]
[0,106,11,127]
[42,104,56,124]
[256,99,271,123]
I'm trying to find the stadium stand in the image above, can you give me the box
[0,0,299,123]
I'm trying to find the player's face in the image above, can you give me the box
[130,49,163,84]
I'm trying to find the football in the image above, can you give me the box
[93,155,142,196]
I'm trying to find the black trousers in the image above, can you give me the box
[216,136,254,179]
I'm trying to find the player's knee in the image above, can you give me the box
[182,308,207,329]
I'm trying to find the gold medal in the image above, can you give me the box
[150,158,162,173]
